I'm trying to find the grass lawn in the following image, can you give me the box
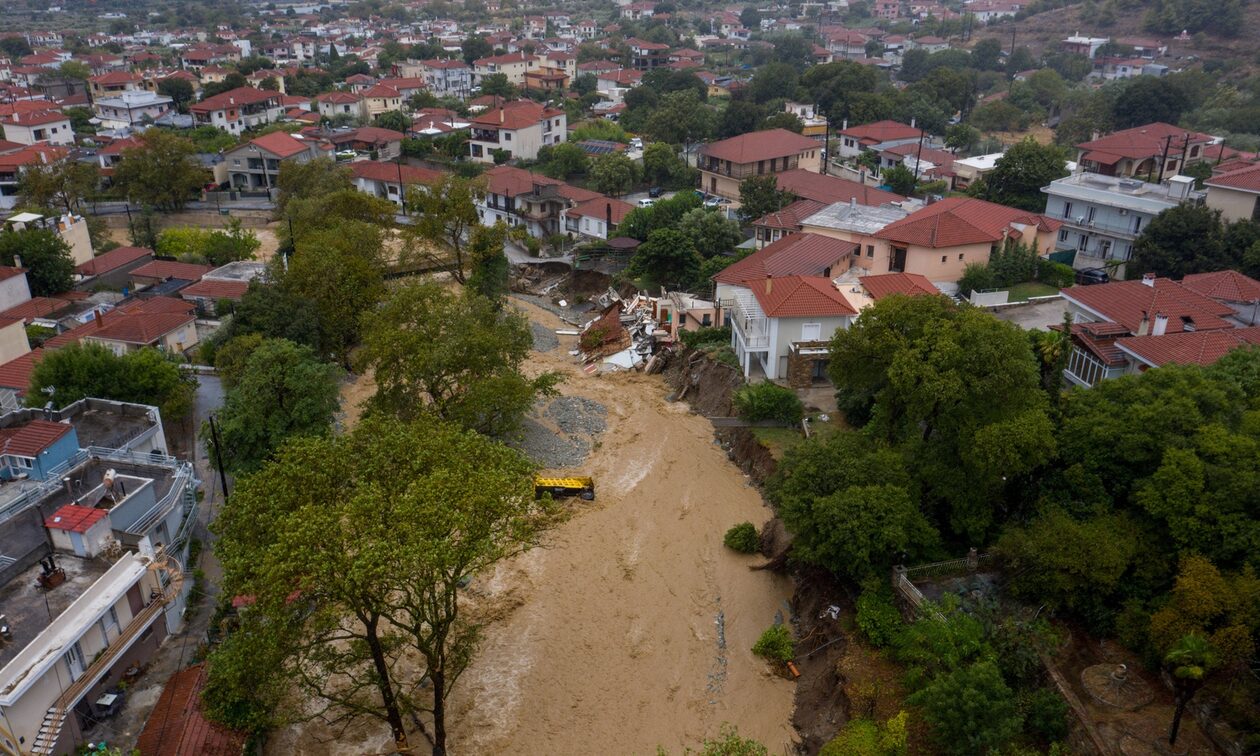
[1005,281,1060,302]
[751,414,846,459]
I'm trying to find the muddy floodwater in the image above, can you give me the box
[281,297,796,755]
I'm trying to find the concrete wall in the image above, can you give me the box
[1206,186,1259,223]
[0,319,29,366]
[0,271,31,311]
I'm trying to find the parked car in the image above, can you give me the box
[1074,267,1110,286]
[637,198,656,207]
[648,186,663,198]
[704,196,722,208]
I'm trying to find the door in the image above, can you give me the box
[65,642,86,681]
[891,247,907,272]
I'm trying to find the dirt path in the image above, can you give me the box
[303,298,797,755]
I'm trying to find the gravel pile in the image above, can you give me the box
[530,321,559,352]
[507,396,608,468]
[509,417,592,468]
[545,396,607,436]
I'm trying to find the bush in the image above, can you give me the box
[856,590,904,648]
[820,711,909,756]
[679,325,731,349]
[752,624,795,663]
[956,262,997,298]
[1023,688,1069,742]
[1036,258,1075,289]
[724,522,759,553]
[733,382,803,424]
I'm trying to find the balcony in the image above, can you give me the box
[472,128,500,143]
[729,296,769,350]
[1060,216,1140,241]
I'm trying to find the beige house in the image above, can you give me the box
[473,52,532,86]
[361,84,403,117]
[1205,163,1260,222]
[698,129,822,200]
[0,315,30,365]
[316,91,366,121]
[4,212,94,266]
[0,110,74,146]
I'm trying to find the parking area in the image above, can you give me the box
[990,297,1069,331]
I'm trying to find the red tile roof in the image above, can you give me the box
[44,504,108,533]
[1075,122,1212,164]
[1205,162,1260,193]
[1180,270,1260,304]
[861,272,939,300]
[1061,277,1237,334]
[714,232,858,284]
[348,159,444,185]
[137,663,248,756]
[754,199,826,230]
[130,260,213,282]
[0,297,73,323]
[0,349,41,392]
[190,87,278,114]
[0,266,24,282]
[121,296,197,316]
[315,91,362,104]
[701,128,819,165]
[88,71,141,85]
[775,169,904,205]
[470,100,560,131]
[0,419,72,457]
[0,109,69,127]
[567,195,635,225]
[874,197,1059,248]
[179,278,249,301]
[748,275,857,317]
[1116,327,1260,368]
[361,84,401,99]
[76,246,153,276]
[247,131,310,158]
[88,310,194,345]
[837,119,923,144]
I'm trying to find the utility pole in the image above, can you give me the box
[1154,134,1172,183]
[207,414,230,499]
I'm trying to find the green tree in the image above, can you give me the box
[748,62,799,104]
[881,164,917,196]
[643,89,713,145]
[1164,635,1219,747]
[820,712,909,756]
[1148,556,1258,667]
[212,332,264,389]
[479,73,517,99]
[282,223,386,367]
[641,142,688,188]
[955,262,997,299]
[209,415,556,754]
[373,109,411,133]
[769,432,936,577]
[113,129,208,211]
[1112,75,1191,129]
[207,338,340,473]
[461,34,492,64]
[716,100,768,139]
[628,228,701,288]
[16,159,98,214]
[908,661,1022,755]
[217,280,322,352]
[406,174,484,283]
[968,138,1068,212]
[466,221,510,304]
[617,190,703,241]
[944,124,980,153]
[27,343,195,422]
[356,281,558,436]
[0,228,74,296]
[538,142,588,179]
[677,206,743,259]
[275,157,353,218]
[1129,203,1229,279]
[737,175,794,222]
[157,77,195,113]
[971,38,1004,71]
[588,152,639,196]
[56,60,91,82]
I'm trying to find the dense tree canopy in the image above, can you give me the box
[28,343,195,422]
[0,228,74,296]
[114,129,208,211]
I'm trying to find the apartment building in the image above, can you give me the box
[417,58,472,97]
[473,52,532,87]
[1043,171,1201,276]
[468,100,566,163]
[0,400,195,756]
[698,128,823,200]
[91,91,173,132]
[220,132,319,192]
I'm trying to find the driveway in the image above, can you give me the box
[991,297,1069,331]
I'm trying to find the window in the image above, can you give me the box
[958,253,964,260]
[1087,206,1096,222]
[941,255,947,263]
[504,132,512,141]
[1059,229,1069,242]
[1133,216,1143,233]
[801,323,821,341]
[1062,201,1073,219]
[866,245,874,257]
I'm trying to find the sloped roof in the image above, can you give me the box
[0,349,40,392]
[44,504,107,533]
[88,310,194,345]
[1180,270,1260,303]
[837,119,922,143]
[701,128,818,164]
[361,84,401,99]
[860,272,939,300]
[1075,122,1212,162]
[714,232,858,284]
[1205,162,1260,194]
[1116,326,1260,367]
[748,275,857,317]
[136,663,248,756]
[180,278,249,301]
[75,246,152,276]
[874,197,1058,248]
[315,91,362,104]
[754,199,826,231]
[130,260,213,281]
[348,159,444,185]
[246,131,310,158]
[568,195,635,224]
[0,419,72,457]
[1061,277,1237,334]
[775,169,904,205]
[483,164,564,196]
[190,86,277,113]
[470,100,559,130]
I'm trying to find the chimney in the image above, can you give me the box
[849,197,857,211]
[1137,311,1150,336]
[605,202,612,228]
[1152,313,1169,336]
[842,119,848,131]
[499,107,504,124]
[94,309,104,329]
[1141,272,1156,287]
[12,254,21,269]
[764,275,772,294]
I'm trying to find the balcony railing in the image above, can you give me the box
[472,129,500,143]
[730,301,769,349]
[1061,217,1140,240]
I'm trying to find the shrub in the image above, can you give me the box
[679,325,731,349]
[724,522,759,553]
[820,711,908,756]
[1036,258,1075,289]
[956,262,997,298]
[733,382,803,424]
[1023,688,1069,742]
[752,624,795,663]
[855,590,904,648]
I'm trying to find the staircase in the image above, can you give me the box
[29,557,184,756]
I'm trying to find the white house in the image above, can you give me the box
[468,100,566,163]
[91,91,174,132]
[0,110,74,146]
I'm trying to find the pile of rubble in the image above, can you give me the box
[574,289,673,374]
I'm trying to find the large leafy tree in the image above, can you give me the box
[157,77,195,113]
[113,129,208,211]
[208,416,556,754]
[967,137,1067,212]
[406,174,484,283]
[0,228,74,296]
[275,157,353,218]
[907,661,1023,755]
[627,228,701,289]
[1147,556,1258,667]
[738,175,794,222]
[1129,203,1230,279]
[588,152,639,196]
[16,159,98,214]
[207,338,340,473]
[643,89,713,146]
[27,343,195,422]
[641,142,690,189]
[356,281,558,436]
[1112,76,1192,130]
[829,295,1055,540]
[617,190,702,241]
[676,206,743,259]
